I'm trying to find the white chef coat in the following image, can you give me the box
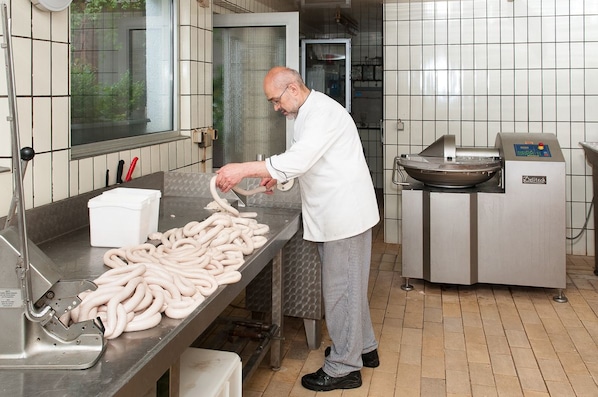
[265,90,379,242]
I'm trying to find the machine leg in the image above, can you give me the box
[303,319,321,350]
[401,277,414,291]
[553,289,568,303]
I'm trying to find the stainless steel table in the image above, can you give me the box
[0,196,301,397]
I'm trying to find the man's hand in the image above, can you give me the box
[215,163,246,192]
[215,161,273,193]
[260,177,278,195]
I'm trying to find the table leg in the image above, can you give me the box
[270,249,283,370]
[168,358,180,397]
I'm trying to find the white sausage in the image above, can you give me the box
[76,177,272,339]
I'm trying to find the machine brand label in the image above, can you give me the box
[522,175,547,184]
[0,289,23,308]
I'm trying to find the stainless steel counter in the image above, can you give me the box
[0,196,301,397]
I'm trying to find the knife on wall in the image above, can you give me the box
[116,159,125,184]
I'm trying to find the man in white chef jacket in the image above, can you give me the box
[215,66,380,392]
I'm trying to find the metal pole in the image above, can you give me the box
[1,4,51,322]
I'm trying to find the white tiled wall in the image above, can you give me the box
[384,0,598,256]
[0,0,217,218]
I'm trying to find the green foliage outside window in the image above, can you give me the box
[71,62,145,123]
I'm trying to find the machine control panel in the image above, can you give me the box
[513,143,552,157]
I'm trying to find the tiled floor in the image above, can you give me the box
[240,217,598,396]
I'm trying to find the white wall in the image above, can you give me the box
[384,0,598,256]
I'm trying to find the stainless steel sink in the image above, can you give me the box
[580,142,598,164]
[580,142,598,275]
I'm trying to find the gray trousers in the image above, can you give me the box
[318,228,378,377]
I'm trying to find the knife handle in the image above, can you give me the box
[116,160,125,184]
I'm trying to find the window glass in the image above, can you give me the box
[70,0,174,147]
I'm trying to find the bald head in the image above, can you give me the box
[263,66,311,119]
[264,67,305,90]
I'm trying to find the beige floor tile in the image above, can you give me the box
[490,354,517,377]
[273,358,308,384]
[549,333,577,353]
[395,362,421,391]
[424,294,443,309]
[424,306,443,323]
[398,343,422,366]
[421,354,445,379]
[521,392,550,397]
[505,329,531,348]
[422,321,444,338]
[482,318,506,337]
[443,302,463,318]
[378,331,401,353]
[534,316,560,332]
[420,377,446,396]
[466,343,490,364]
[494,374,524,396]
[568,373,598,396]
[422,335,444,358]
[557,351,591,375]
[522,323,548,340]
[464,325,487,345]
[471,384,498,397]
[517,367,547,393]
[528,338,557,361]
[511,347,539,370]
[486,334,510,356]
[462,311,483,328]
[445,331,466,351]
[243,391,264,397]
[499,314,525,331]
[376,350,399,374]
[536,358,568,382]
[444,317,465,333]
[367,370,396,397]
[468,362,494,387]
[544,380,577,397]
[401,327,423,346]
[445,349,469,373]
[445,370,471,395]
[262,379,295,397]
[403,309,424,329]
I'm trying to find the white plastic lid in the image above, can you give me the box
[88,193,149,210]
[103,187,162,199]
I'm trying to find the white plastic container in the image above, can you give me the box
[180,348,242,397]
[101,187,161,234]
[88,193,151,247]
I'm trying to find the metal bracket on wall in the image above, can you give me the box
[193,127,218,148]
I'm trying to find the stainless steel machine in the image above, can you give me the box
[394,133,567,302]
[0,4,105,369]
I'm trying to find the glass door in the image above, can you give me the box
[213,12,299,167]
[301,39,351,112]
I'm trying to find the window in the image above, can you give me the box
[70,0,175,154]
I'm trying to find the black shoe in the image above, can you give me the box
[324,346,380,368]
[301,368,362,391]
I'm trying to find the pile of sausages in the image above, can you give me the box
[62,176,270,339]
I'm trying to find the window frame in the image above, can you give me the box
[70,0,180,160]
